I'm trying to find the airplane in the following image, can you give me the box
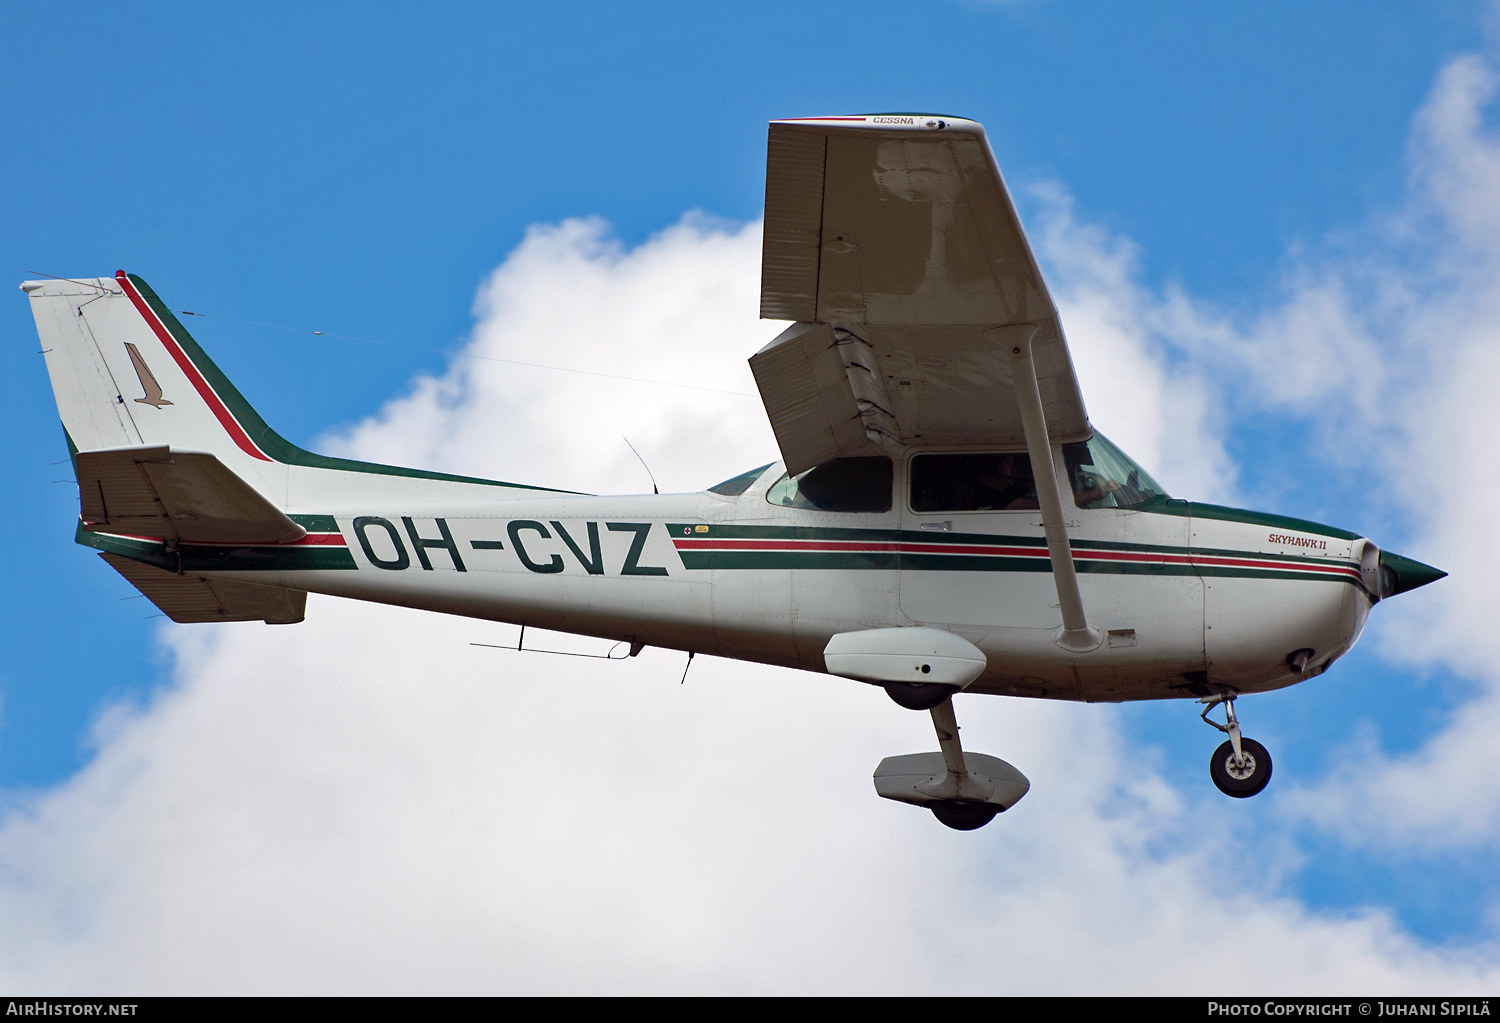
[22,113,1444,831]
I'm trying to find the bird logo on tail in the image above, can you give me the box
[125,342,173,408]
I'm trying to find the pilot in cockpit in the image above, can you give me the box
[968,454,1041,511]
[1072,472,1123,508]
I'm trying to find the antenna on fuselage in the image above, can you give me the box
[623,436,659,494]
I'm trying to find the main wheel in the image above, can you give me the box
[930,801,999,831]
[1210,738,1273,798]
[883,682,959,711]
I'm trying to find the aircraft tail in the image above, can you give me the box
[24,271,318,624]
[24,271,552,625]
[23,271,294,497]
[24,271,534,499]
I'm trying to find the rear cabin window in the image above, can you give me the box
[707,463,773,497]
[765,457,893,513]
[909,453,1039,512]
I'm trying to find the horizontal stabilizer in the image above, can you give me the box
[101,553,306,624]
[75,446,305,544]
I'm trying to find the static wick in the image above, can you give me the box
[680,650,695,685]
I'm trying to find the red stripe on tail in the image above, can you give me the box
[115,271,272,462]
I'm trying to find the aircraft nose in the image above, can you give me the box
[1378,550,1446,597]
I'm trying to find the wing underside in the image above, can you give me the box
[755,116,1090,475]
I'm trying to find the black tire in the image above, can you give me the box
[930,801,999,831]
[883,682,959,711]
[1210,738,1273,798]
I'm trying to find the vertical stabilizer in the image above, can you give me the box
[23,272,290,504]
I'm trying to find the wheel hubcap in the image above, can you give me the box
[1225,752,1257,780]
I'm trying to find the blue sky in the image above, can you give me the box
[3,1,1498,993]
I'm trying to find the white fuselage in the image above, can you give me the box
[88,454,1371,705]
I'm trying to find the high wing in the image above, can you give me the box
[753,114,1090,475]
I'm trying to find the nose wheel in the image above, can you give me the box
[1200,694,1273,798]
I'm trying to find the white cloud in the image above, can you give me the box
[1028,45,1500,856]
[1025,51,1500,854]
[6,599,1499,994]
[1254,56,1500,850]
[10,63,1500,990]
[1027,183,1237,502]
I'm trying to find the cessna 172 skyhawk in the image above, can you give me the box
[24,114,1444,830]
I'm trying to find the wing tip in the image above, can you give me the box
[770,114,985,135]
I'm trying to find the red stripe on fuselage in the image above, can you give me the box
[115,272,272,462]
[671,537,1360,578]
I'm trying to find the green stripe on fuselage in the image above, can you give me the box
[688,550,900,571]
[668,522,1361,580]
[669,524,1357,563]
[1148,499,1360,541]
[290,513,340,533]
[75,522,357,571]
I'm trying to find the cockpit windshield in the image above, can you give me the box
[707,463,773,497]
[1061,432,1168,509]
[907,433,1166,513]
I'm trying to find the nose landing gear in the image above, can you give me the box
[1200,693,1273,798]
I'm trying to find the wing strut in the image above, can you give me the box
[1006,329,1103,653]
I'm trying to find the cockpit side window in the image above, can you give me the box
[765,457,893,513]
[707,463,773,497]
[909,452,1039,512]
[1062,432,1169,509]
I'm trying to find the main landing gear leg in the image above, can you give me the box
[1200,693,1273,798]
[918,693,1002,828]
[926,698,999,831]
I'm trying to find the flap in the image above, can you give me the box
[748,323,866,476]
[75,446,305,544]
